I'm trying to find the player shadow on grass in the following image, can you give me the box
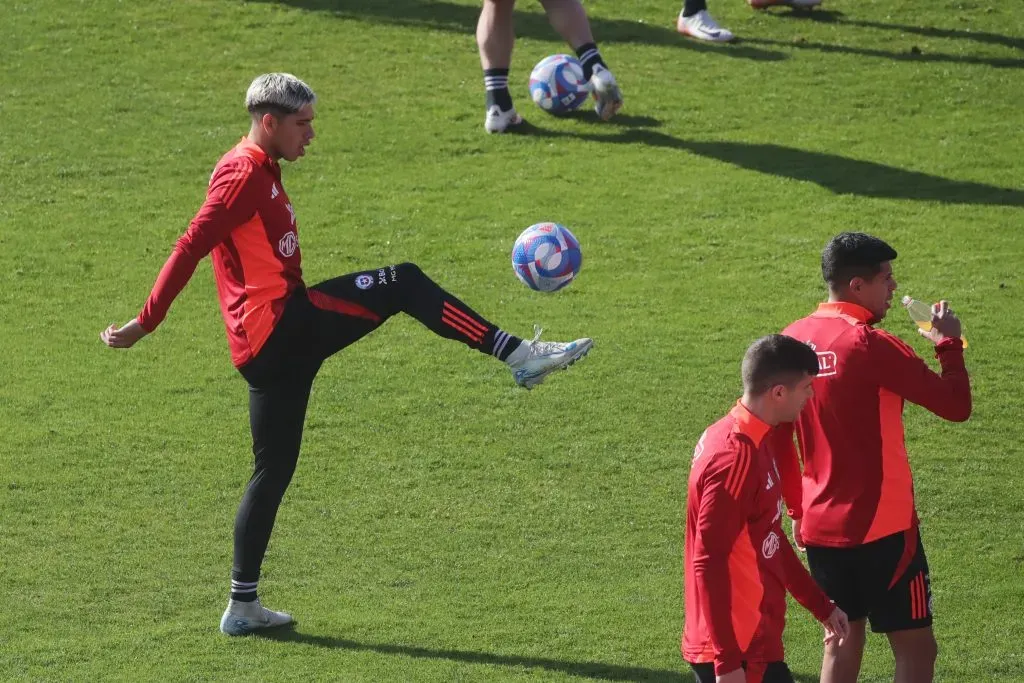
[771,9,1024,52]
[742,9,1024,68]
[562,111,664,128]
[255,630,822,682]
[514,124,1024,208]
[251,0,787,61]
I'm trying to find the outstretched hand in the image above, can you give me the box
[101,319,149,348]
[823,606,850,647]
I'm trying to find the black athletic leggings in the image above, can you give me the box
[231,263,506,583]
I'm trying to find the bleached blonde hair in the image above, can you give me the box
[245,73,316,116]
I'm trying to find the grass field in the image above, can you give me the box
[2,0,1023,680]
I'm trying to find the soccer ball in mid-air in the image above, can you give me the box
[529,55,590,115]
[511,222,582,292]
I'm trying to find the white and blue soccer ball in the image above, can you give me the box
[529,54,590,115]
[511,222,583,292]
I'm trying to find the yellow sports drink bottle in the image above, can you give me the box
[901,296,968,348]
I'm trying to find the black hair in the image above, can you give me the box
[741,334,819,396]
[821,232,898,289]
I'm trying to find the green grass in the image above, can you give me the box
[1,0,1022,680]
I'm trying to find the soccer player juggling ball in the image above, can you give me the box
[101,73,593,636]
[683,334,849,683]
[774,232,971,683]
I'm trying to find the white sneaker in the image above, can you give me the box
[677,10,735,42]
[589,65,623,121]
[506,326,593,390]
[484,105,524,134]
[219,598,293,636]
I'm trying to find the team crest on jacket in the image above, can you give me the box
[278,231,298,258]
[355,274,375,290]
[762,531,780,559]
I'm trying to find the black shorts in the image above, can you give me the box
[690,661,793,683]
[805,527,932,633]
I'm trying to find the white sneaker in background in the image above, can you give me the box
[484,105,524,134]
[589,66,623,121]
[677,10,736,42]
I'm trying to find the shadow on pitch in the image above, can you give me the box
[746,8,1024,68]
[257,630,823,682]
[250,0,787,61]
[257,630,695,682]
[512,125,1024,208]
[770,9,1024,52]
[560,111,663,128]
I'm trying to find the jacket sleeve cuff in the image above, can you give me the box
[813,596,835,623]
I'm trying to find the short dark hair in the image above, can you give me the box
[821,232,898,289]
[742,335,819,396]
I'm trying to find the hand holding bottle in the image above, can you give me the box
[902,296,966,347]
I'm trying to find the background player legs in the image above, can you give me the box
[539,0,594,50]
[477,0,621,131]
[888,627,938,683]
[539,0,621,119]
[478,0,520,132]
[821,618,867,683]
[478,0,516,71]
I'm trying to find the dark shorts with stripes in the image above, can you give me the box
[806,527,932,633]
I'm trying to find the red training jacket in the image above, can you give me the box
[776,301,971,547]
[138,138,304,367]
[683,402,834,675]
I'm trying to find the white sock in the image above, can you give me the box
[504,340,530,366]
[228,598,264,616]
